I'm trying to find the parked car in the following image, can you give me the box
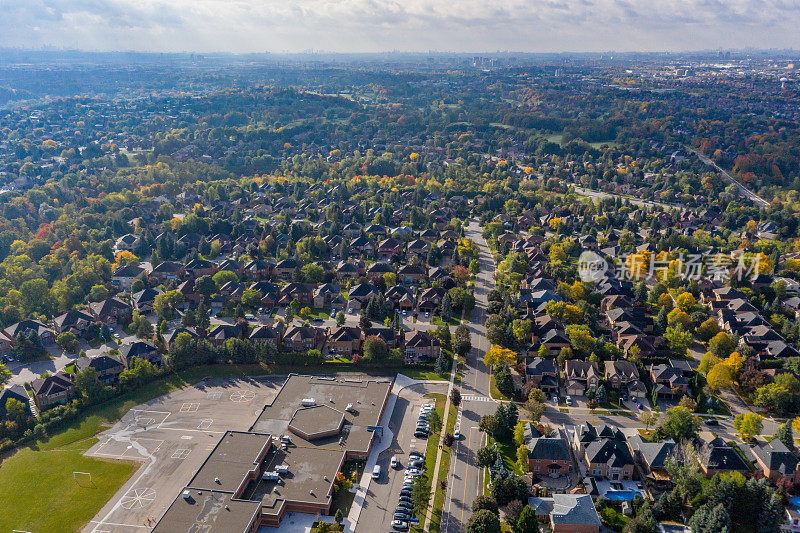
[391,455,400,468]
[392,519,409,531]
[565,396,573,406]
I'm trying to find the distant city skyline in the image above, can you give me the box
[1,0,799,54]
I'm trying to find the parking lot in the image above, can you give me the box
[358,381,447,532]
[82,376,284,533]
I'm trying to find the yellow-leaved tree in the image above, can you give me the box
[484,345,517,367]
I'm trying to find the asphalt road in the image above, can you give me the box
[440,221,496,533]
[686,146,769,208]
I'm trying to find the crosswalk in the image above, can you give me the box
[462,395,493,402]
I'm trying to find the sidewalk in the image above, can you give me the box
[421,356,458,530]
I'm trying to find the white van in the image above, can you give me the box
[372,464,381,479]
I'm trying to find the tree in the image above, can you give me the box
[428,410,442,433]
[595,384,607,406]
[516,444,529,473]
[434,351,449,374]
[640,410,660,430]
[515,506,540,533]
[709,332,737,359]
[484,345,516,367]
[706,362,734,391]
[241,289,262,310]
[194,275,216,301]
[471,495,499,515]
[479,414,498,436]
[495,364,516,399]
[362,335,388,363]
[476,445,498,468]
[754,373,800,414]
[698,352,722,376]
[676,292,696,312]
[56,331,79,353]
[466,509,501,533]
[696,317,722,342]
[74,366,104,402]
[733,412,763,441]
[490,475,527,506]
[153,290,184,321]
[658,406,699,441]
[664,325,692,357]
[775,421,794,450]
[506,499,524,524]
[212,270,237,289]
[336,310,345,326]
[450,388,461,407]
[454,324,472,357]
[334,509,344,524]
[441,293,452,321]
[689,502,730,533]
[512,319,532,343]
[88,284,109,302]
[5,397,27,426]
[494,402,518,443]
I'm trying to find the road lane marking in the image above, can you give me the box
[461,426,473,529]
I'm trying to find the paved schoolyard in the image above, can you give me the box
[82,376,285,533]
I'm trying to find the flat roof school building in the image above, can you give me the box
[153,374,393,532]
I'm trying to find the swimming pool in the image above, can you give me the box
[790,496,800,508]
[604,490,639,501]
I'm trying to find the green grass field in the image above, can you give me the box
[428,393,459,533]
[412,393,446,533]
[0,439,137,532]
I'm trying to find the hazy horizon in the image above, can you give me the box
[2,0,799,54]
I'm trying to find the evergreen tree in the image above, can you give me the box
[774,421,794,449]
[435,351,449,375]
[515,506,540,533]
[595,384,607,406]
[441,293,452,321]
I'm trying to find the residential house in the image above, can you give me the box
[313,283,342,310]
[564,360,600,396]
[280,283,315,307]
[525,357,559,394]
[114,234,141,253]
[649,364,689,399]
[132,288,163,314]
[397,264,428,285]
[120,340,160,367]
[348,283,379,312]
[327,326,362,357]
[243,259,275,281]
[697,437,750,476]
[365,326,403,349]
[112,264,146,291]
[0,385,31,419]
[1,319,55,351]
[149,261,184,284]
[206,324,243,347]
[366,262,395,283]
[248,324,283,348]
[753,439,800,482]
[405,331,440,363]
[75,355,125,385]
[548,494,601,533]
[406,239,430,260]
[385,285,416,312]
[576,423,635,480]
[417,287,446,314]
[627,434,676,488]
[31,372,75,410]
[526,430,572,477]
[282,325,326,352]
[89,297,132,324]
[53,309,95,337]
[184,258,218,278]
[376,238,403,261]
[604,360,646,399]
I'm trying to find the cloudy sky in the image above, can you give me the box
[1,0,798,53]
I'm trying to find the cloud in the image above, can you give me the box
[0,0,798,52]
